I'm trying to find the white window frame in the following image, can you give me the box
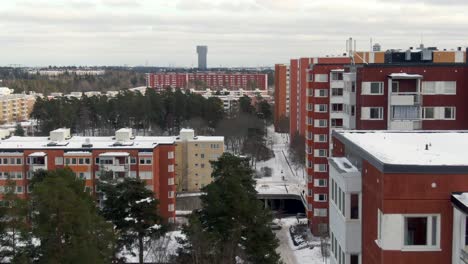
[168,191,175,198]
[314,193,327,202]
[314,119,328,128]
[315,104,328,113]
[315,74,328,83]
[422,107,435,120]
[422,81,456,95]
[314,208,327,217]
[362,82,384,95]
[402,214,441,251]
[441,106,455,120]
[314,134,328,143]
[314,179,327,187]
[314,164,327,172]
[168,177,175,186]
[361,107,384,120]
[315,89,329,98]
[314,149,328,158]
[168,151,174,159]
[168,164,174,172]
[168,204,175,212]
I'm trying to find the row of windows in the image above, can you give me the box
[306,132,328,143]
[0,158,23,165]
[362,106,456,120]
[0,171,23,179]
[361,81,456,95]
[331,178,345,216]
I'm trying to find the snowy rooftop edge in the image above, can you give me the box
[335,130,468,167]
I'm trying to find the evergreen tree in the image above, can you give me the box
[14,124,25,136]
[0,180,30,263]
[31,169,116,264]
[99,178,165,264]
[177,153,281,264]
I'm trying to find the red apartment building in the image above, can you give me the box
[146,72,268,90]
[0,128,177,222]
[304,57,468,236]
[328,130,468,264]
[274,64,289,131]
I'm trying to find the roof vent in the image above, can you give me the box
[82,138,93,148]
[50,128,71,142]
[115,128,133,142]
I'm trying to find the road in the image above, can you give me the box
[274,227,299,264]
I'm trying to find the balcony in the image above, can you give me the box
[391,93,422,106]
[99,164,129,172]
[389,120,422,130]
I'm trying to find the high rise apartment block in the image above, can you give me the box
[0,88,36,124]
[275,45,468,237]
[146,72,268,90]
[274,64,289,131]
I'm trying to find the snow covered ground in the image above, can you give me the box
[274,217,330,264]
[120,231,185,263]
[255,126,306,197]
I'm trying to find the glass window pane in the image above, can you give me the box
[431,216,437,246]
[405,217,427,245]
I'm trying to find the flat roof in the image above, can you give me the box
[334,130,468,174]
[0,135,175,150]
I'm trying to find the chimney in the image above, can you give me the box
[458,47,462,51]
[425,144,429,150]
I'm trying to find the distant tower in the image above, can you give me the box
[373,43,381,52]
[196,45,208,70]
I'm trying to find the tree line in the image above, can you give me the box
[31,89,225,136]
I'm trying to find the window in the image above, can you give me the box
[308,189,312,196]
[361,107,383,120]
[314,119,327,128]
[79,158,84,165]
[168,177,174,185]
[140,171,153,179]
[392,81,399,93]
[201,164,205,168]
[350,194,359,219]
[314,179,327,187]
[71,158,77,165]
[331,72,343,81]
[16,186,23,194]
[200,154,205,159]
[95,158,100,164]
[140,157,152,165]
[422,81,456,95]
[308,204,312,211]
[168,152,174,159]
[377,209,383,242]
[307,103,313,111]
[168,164,174,172]
[314,134,327,142]
[314,149,327,157]
[210,144,220,149]
[443,107,455,120]
[422,107,435,119]
[331,104,343,112]
[85,158,90,164]
[130,157,137,164]
[168,204,175,212]
[350,255,359,264]
[315,74,328,82]
[362,82,383,95]
[314,164,327,172]
[331,88,343,96]
[307,132,313,140]
[315,104,328,112]
[315,89,328,97]
[168,191,174,198]
[404,215,439,248]
[314,193,327,202]
[370,107,383,119]
[307,117,314,126]
[314,208,327,217]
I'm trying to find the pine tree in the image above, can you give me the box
[31,168,116,264]
[177,153,281,264]
[99,178,165,264]
[14,124,25,136]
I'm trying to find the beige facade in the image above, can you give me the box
[174,129,224,192]
[0,94,36,124]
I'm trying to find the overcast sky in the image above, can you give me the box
[1,0,467,67]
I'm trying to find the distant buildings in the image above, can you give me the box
[146,72,268,90]
[197,46,208,70]
[329,130,468,264]
[0,88,36,124]
[174,129,224,192]
[28,69,105,76]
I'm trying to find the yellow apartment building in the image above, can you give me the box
[174,129,224,192]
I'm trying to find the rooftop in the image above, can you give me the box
[335,130,468,168]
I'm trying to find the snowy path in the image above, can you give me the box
[255,126,306,196]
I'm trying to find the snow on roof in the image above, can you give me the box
[388,73,423,79]
[29,152,47,157]
[0,135,175,150]
[99,152,130,157]
[329,157,358,173]
[453,193,468,208]
[338,130,468,166]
